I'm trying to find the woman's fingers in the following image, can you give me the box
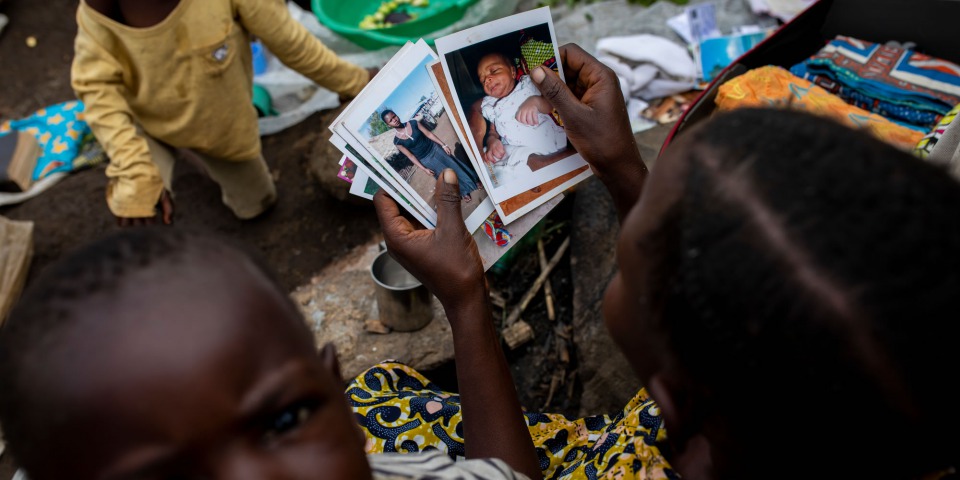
[373,190,415,241]
[434,169,465,230]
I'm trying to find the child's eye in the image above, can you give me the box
[263,403,315,441]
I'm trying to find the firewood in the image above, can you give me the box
[502,319,535,350]
[537,238,556,322]
[505,237,570,327]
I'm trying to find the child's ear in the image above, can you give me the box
[648,373,698,442]
[319,342,343,384]
[648,372,717,474]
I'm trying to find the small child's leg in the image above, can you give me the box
[195,154,277,220]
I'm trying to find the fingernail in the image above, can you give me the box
[531,66,546,83]
[443,168,457,184]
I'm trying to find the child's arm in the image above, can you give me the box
[235,0,370,99]
[515,96,552,126]
[373,180,542,480]
[71,25,169,223]
[484,123,507,164]
[396,144,436,177]
[415,121,454,156]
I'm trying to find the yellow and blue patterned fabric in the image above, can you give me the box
[0,101,92,181]
[916,103,960,159]
[348,362,678,480]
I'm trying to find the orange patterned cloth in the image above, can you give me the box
[716,66,924,150]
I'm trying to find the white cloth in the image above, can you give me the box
[481,75,567,179]
[747,0,816,22]
[369,451,529,479]
[596,34,697,101]
[11,452,528,480]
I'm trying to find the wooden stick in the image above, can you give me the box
[537,238,557,322]
[542,370,564,410]
[505,237,570,327]
[503,320,535,350]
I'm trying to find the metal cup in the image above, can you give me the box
[370,251,433,332]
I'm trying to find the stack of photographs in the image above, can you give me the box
[329,8,591,270]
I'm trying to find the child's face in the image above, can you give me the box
[602,138,692,385]
[477,53,518,99]
[31,259,371,480]
[601,136,718,477]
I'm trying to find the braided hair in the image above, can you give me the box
[649,108,960,478]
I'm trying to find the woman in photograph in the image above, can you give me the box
[381,109,481,202]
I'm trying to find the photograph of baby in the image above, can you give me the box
[436,8,589,202]
[428,58,591,223]
[343,44,493,230]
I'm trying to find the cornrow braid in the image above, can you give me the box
[653,108,960,477]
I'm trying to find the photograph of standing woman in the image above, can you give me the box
[381,109,481,202]
[359,55,487,220]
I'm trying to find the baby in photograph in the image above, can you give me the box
[477,51,567,182]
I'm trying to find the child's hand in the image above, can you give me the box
[530,44,648,220]
[516,97,546,126]
[116,190,174,227]
[374,169,485,311]
[484,138,506,164]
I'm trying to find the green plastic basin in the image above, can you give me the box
[312,0,478,50]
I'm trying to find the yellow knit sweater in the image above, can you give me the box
[71,0,369,217]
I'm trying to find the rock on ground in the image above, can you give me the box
[291,240,455,379]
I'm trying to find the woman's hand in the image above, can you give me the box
[377,170,541,480]
[531,43,648,221]
[374,169,485,313]
[516,97,546,126]
[442,144,454,156]
[420,166,437,177]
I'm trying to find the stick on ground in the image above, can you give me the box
[537,238,556,322]
[505,237,570,327]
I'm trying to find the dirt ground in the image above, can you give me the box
[0,0,581,474]
[0,0,382,293]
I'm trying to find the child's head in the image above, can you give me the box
[604,108,960,479]
[477,52,517,100]
[0,229,371,480]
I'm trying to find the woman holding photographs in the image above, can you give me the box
[382,109,482,202]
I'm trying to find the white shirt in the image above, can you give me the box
[481,75,567,156]
[369,451,530,479]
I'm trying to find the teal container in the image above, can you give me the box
[312,0,478,50]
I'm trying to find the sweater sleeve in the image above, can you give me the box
[235,0,369,98]
[71,19,164,218]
